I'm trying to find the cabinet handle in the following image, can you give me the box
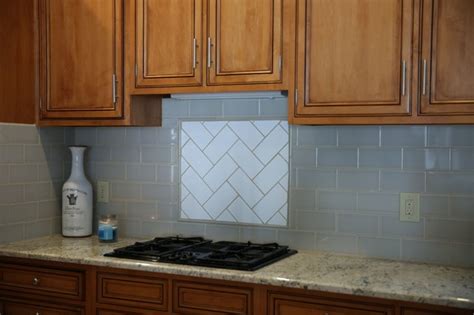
[207,37,213,68]
[112,74,117,104]
[401,60,407,96]
[33,277,40,285]
[36,312,40,315]
[422,59,427,95]
[193,38,198,69]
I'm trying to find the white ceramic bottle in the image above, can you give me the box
[62,146,93,237]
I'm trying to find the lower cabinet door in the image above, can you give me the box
[96,308,163,315]
[2,300,82,315]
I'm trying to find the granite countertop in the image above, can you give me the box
[0,235,472,309]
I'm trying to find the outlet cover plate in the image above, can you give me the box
[400,193,420,222]
[97,181,109,203]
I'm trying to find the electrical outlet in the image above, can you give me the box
[97,181,109,203]
[400,193,420,222]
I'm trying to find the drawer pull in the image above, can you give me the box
[36,312,40,315]
[33,277,40,285]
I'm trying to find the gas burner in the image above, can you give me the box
[105,236,297,271]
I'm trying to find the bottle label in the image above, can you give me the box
[62,188,91,234]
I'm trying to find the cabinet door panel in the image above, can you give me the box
[136,0,202,88]
[39,0,123,119]
[2,301,81,315]
[208,0,283,85]
[419,0,474,114]
[295,0,413,117]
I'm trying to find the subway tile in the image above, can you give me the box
[25,219,52,239]
[426,172,474,194]
[319,191,356,211]
[119,219,142,238]
[39,128,65,144]
[157,165,178,184]
[358,237,400,260]
[381,126,425,147]
[87,147,110,162]
[318,148,357,168]
[25,182,52,202]
[75,127,97,146]
[292,148,316,167]
[110,146,141,162]
[111,183,141,200]
[338,126,379,146]
[6,203,37,223]
[139,128,159,145]
[239,227,277,243]
[427,126,474,147]
[0,166,8,184]
[316,233,358,254]
[205,224,240,242]
[0,224,24,244]
[425,219,473,243]
[0,145,25,163]
[0,184,24,204]
[142,184,178,203]
[338,170,379,191]
[142,221,173,237]
[156,128,178,145]
[277,230,315,250]
[142,146,174,164]
[259,98,288,117]
[127,201,157,220]
[296,169,336,189]
[357,193,399,213]
[420,195,450,218]
[95,163,126,181]
[172,222,206,237]
[38,163,63,181]
[9,164,38,183]
[124,128,141,145]
[127,164,155,182]
[403,148,450,170]
[450,196,474,220]
[380,171,425,192]
[38,200,61,219]
[97,128,125,146]
[297,126,337,146]
[162,99,190,118]
[223,99,258,117]
[338,214,378,235]
[156,203,177,221]
[290,189,316,211]
[359,148,401,169]
[381,216,424,238]
[402,239,472,266]
[4,125,39,144]
[296,211,336,231]
[451,148,474,170]
[95,202,126,217]
[190,99,224,117]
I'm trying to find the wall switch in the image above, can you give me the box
[400,193,420,222]
[97,181,109,203]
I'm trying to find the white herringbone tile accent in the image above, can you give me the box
[180,120,289,226]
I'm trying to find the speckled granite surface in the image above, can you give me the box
[0,235,472,309]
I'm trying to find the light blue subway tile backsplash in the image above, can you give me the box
[61,97,474,267]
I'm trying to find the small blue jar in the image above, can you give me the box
[98,214,118,243]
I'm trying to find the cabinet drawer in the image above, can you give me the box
[0,263,84,300]
[269,293,393,315]
[96,307,163,315]
[173,280,253,314]
[97,273,168,311]
[3,300,82,315]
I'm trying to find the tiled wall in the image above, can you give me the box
[0,123,70,244]
[72,96,474,267]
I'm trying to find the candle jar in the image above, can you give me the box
[98,214,118,243]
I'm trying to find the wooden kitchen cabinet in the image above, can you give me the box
[127,0,294,95]
[418,0,474,116]
[1,300,83,315]
[292,0,413,121]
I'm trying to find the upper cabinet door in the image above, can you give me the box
[39,0,123,119]
[295,0,413,117]
[136,0,203,88]
[419,0,474,115]
[207,0,283,85]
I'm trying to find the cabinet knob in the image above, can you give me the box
[33,277,40,285]
[36,312,40,315]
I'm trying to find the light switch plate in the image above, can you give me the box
[97,181,109,203]
[400,193,420,222]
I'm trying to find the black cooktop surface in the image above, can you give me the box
[105,236,297,271]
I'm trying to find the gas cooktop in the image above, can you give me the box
[104,236,297,271]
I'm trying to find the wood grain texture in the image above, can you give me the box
[39,0,123,119]
[136,0,203,88]
[295,0,413,117]
[2,301,82,315]
[208,0,283,85]
[419,0,474,115]
[0,0,36,124]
